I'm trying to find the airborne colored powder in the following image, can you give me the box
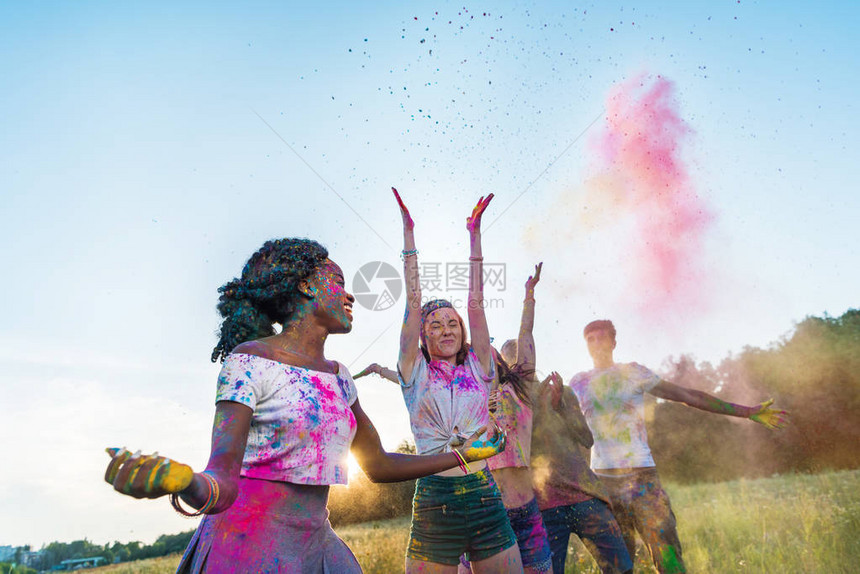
[582,74,714,320]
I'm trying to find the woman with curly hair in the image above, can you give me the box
[104,237,505,573]
[393,189,523,574]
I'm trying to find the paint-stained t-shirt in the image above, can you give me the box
[399,349,495,455]
[216,353,358,485]
[487,382,533,469]
[570,363,661,470]
[531,386,611,510]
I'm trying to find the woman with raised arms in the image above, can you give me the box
[103,237,505,573]
[393,188,523,574]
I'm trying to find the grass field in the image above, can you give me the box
[88,469,859,573]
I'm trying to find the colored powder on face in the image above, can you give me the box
[583,74,715,319]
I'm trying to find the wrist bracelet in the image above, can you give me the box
[170,471,220,517]
[452,449,472,474]
[469,256,483,262]
[401,249,419,260]
[200,471,220,514]
[170,492,204,518]
[453,451,467,474]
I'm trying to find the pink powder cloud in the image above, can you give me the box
[584,74,715,320]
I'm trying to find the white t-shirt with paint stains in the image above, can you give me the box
[399,349,495,456]
[569,362,661,470]
[216,353,358,485]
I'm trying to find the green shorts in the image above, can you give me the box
[406,469,517,565]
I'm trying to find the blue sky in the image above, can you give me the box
[1,1,857,547]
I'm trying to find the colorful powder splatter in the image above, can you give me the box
[582,73,715,319]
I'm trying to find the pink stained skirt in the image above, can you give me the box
[177,477,361,574]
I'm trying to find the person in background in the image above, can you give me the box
[570,319,789,574]
[354,363,398,383]
[530,367,633,574]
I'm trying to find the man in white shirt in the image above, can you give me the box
[570,320,788,574]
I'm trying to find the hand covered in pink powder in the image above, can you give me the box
[392,187,414,230]
[749,399,789,430]
[539,371,566,411]
[466,194,494,234]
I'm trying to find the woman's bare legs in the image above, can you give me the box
[406,557,458,574]
[408,546,523,574]
[471,545,523,574]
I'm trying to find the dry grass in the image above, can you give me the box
[87,470,860,573]
[89,554,179,574]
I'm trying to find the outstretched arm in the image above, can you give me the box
[516,262,542,372]
[466,194,494,374]
[394,188,423,380]
[354,363,399,384]
[350,399,505,482]
[649,381,789,429]
[104,400,252,514]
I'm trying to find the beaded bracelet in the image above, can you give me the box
[401,249,419,259]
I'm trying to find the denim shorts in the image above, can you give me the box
[460,497,552,572]
[507,497,552,571]
[406,469,517,565]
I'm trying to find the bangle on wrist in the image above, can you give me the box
[452,449,472,474]
[170,493,203,517]
[401,249,418,260]
[469,256,483,262]
[170,471,219,517]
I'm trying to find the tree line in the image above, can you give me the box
[6,531,194,572]
[651,308,860,483]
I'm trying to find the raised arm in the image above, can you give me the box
[104,400,252,515]
[516,262,542,372]
[538,372,593,447]
[394,188,423,380]
[649,381,789,429]
[350,399,505,482]
[466,194,494,374]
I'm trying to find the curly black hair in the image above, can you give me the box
[211,238,329,363]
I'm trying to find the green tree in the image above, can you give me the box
[650,309,860,482]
